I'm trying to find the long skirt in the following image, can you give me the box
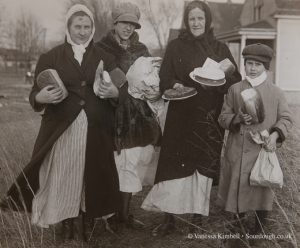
[141,171,212,216]
[31,110,87,228]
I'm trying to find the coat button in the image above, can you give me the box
[81,81,86,86]
[79,100,85,106]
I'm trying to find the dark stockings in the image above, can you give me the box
[120,192,132,222]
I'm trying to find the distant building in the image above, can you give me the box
[0,48,36,73]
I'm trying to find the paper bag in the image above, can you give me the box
[250,148,283,188]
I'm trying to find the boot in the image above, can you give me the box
[189,214,202,233]
[119,192,144,229]
[151,213,175,237]
[61,218,74,240]
[253,210,268,234]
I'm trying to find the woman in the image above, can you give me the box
[141,0,241,236]
[2,4,123,239]
[97,2,161,229]
[217,43,293,235]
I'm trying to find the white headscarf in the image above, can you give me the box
[65,4,95,65]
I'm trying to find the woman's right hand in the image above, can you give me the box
[35,86,64,104]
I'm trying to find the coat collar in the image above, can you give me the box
[64,41,94,75]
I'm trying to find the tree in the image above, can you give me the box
[6,10,46,71]
[140,0,181,52]
[65,0,116,41]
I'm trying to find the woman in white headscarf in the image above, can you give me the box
[2,4,125,240]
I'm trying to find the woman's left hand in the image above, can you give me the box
[263,131,279,152]
[96,82,119,99]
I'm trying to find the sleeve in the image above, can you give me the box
[218,86,240,132]
[159,41,179,93]
[29,53,53,112]
[101,50,128,105]
[270,89,293,144]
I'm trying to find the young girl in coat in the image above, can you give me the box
[217,43,293,234]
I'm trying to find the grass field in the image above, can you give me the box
[0,74,299,248]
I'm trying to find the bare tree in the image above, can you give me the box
[4,10,45,72]
[65,0,116,41]
[140,0,181,52]
[14,11,46,56]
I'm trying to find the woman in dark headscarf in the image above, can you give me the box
[142,0,241,236]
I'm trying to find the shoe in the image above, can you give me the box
[103,215,119,234]
[60,219,74,241]
[151,222,175,237]
[189,214,202,233]
[0,198,10,210]
[125,215,145,230]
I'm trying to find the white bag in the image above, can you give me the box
[250,148,283,188]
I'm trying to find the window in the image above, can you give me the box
[254,0,264,21]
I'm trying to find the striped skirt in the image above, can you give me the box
[31,110,87,228]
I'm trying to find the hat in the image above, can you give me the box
[112,2,141,29]
[242,43,273,63]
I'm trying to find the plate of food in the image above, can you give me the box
[162,86,197,101]
[189,67,226,87]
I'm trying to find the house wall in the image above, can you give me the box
[276,17,300,93]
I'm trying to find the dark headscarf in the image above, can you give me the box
[179,0,220,62]
[183,0,212,37]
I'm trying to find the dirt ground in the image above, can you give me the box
[0,74,299,248]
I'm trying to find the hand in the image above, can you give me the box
[173,83,184,89]
[263,131,279,152]
[232,108,252,125]
[96,82,119,99]
[35,86,64,104]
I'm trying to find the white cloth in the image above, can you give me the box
[114,145,158,193]
[31,110,88,228]
[141,171,212,216]
[65,4,95,65]
[245,71,267,87]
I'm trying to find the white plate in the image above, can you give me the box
[189,72,226,87]
[162,91,197,101]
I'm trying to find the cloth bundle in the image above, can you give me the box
[126,57,164,118]
[250,130,283,188]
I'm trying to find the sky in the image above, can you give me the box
[2,0,245,49]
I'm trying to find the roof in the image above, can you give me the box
[208,2,243,34]
[241,20,275,29]
[275,0,300,15]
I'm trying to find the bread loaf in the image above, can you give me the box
[241,88,265,124]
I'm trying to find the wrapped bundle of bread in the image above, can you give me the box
[219,58,235,76]
[126,56,162,101]
[93,60,113,98]
[190,67,226,86]
[240,88,265,124]
[37,69,68,100]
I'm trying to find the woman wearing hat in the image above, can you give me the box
[141,0,241,236]
[2,4,125,240]
[217,43,293,235]
[97,2,161,229]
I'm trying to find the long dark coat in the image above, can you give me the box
[154,31,241,186]
[6,41,121,218]
[97,31,161,152]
